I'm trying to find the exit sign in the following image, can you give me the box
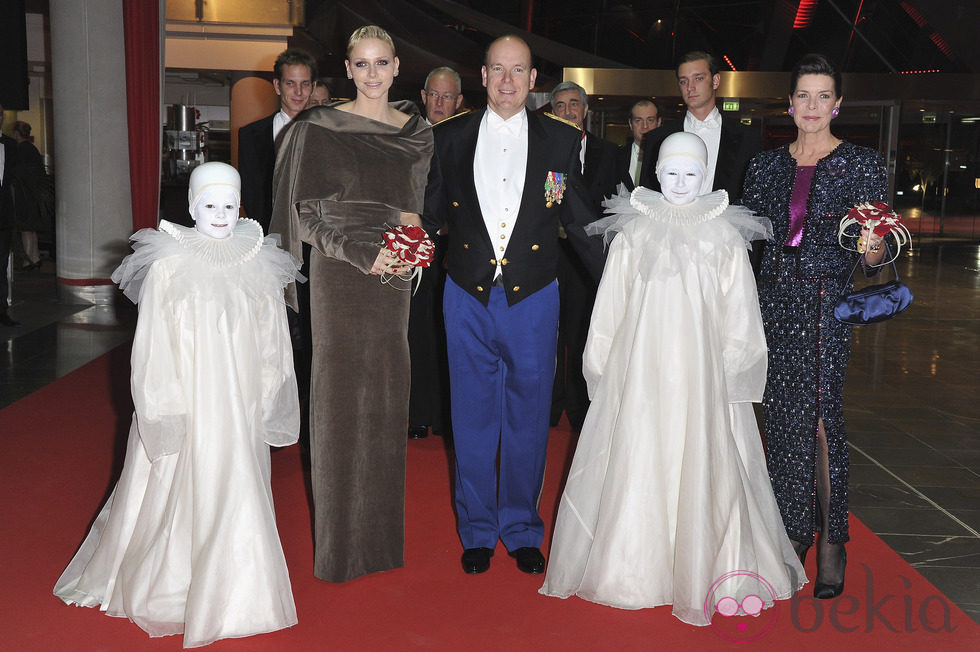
[722,100,740,111]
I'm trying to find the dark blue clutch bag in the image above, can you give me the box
[833,247,913,326]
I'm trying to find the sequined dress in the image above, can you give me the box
[741,142,886,545]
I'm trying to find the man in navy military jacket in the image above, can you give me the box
[424,35,602,576]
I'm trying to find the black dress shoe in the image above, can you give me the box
[509,547,545,574]
[408,425,428,439]
[0,314,20,327]
[461,547,493,574]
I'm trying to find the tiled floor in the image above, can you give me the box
[2,242,979,623]
[844,242,980,623]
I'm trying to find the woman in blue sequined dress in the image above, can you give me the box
[741,54,888,600]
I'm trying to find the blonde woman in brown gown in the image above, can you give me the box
[269,25,433,582]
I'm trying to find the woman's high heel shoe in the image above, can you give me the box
[814,547,846,599]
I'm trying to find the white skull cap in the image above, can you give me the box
[187,162,241,214]
[655,131,708,175]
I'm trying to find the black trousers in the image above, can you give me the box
[407,237,451,435]
[0,226,12,316]
[551,237,598,432]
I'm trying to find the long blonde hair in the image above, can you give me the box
[346,25,395,58]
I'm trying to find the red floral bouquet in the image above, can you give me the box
[383,224,435,268]
[837,201,911,264]
[380,224,435,291]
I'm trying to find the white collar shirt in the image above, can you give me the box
[0,141,5,185]
[629,141,642,186]
[272,110,292,141]
[578,131,587,174]
[474,108,528,279]
[684,106,722,194]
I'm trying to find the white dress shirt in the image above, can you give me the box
[684,107,722,195]
[272,110,292,141]
[474,108,528,279]
[629,141,642,186]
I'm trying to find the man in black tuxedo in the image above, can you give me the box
[307,78,331,108]
[548,81,617,432]
[407,66,465,440]
[424,36,602,576]
[616,99,661,192]
[239,48,317,449]
[420,67,464,126]
[237,48,317,233]
[639,51,760,202]
[0,103,20,327]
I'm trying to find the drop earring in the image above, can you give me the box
[788,106,794,116]
[832,106,840,118]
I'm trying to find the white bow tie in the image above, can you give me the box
[489,120,520,137]
[487,111,522,137]
[690,114,721,132]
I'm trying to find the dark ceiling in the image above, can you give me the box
[303,0,977,85]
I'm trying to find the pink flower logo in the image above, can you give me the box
[704,570,779,643]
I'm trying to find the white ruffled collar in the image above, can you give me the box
[629,187,729,224]
[159,218,264,267]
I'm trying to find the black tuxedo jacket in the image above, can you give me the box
[638,113,762,202]
[237,112,276,232]
[582,131,619,210]
[615,143,636,193]
[424,108,604,307]
[1,133,18,315]
[0,134,17,229]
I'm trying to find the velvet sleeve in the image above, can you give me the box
[294,200,384,275]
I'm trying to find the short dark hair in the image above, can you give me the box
[790,53,841,97]
[677,51,718,78]
[630,99,660,120]
[274,48,317,82]
[12,121,31,139]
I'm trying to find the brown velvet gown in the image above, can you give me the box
[269,101,433,582]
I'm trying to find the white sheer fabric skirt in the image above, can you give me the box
[540,199,805,625]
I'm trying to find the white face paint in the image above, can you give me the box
[192,186,239,239]
[657,159,704,205]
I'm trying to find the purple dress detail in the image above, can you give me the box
[784,166,815,247]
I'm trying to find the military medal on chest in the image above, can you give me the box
[544,171,566,208]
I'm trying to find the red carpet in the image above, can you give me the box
[2,346,978,650]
